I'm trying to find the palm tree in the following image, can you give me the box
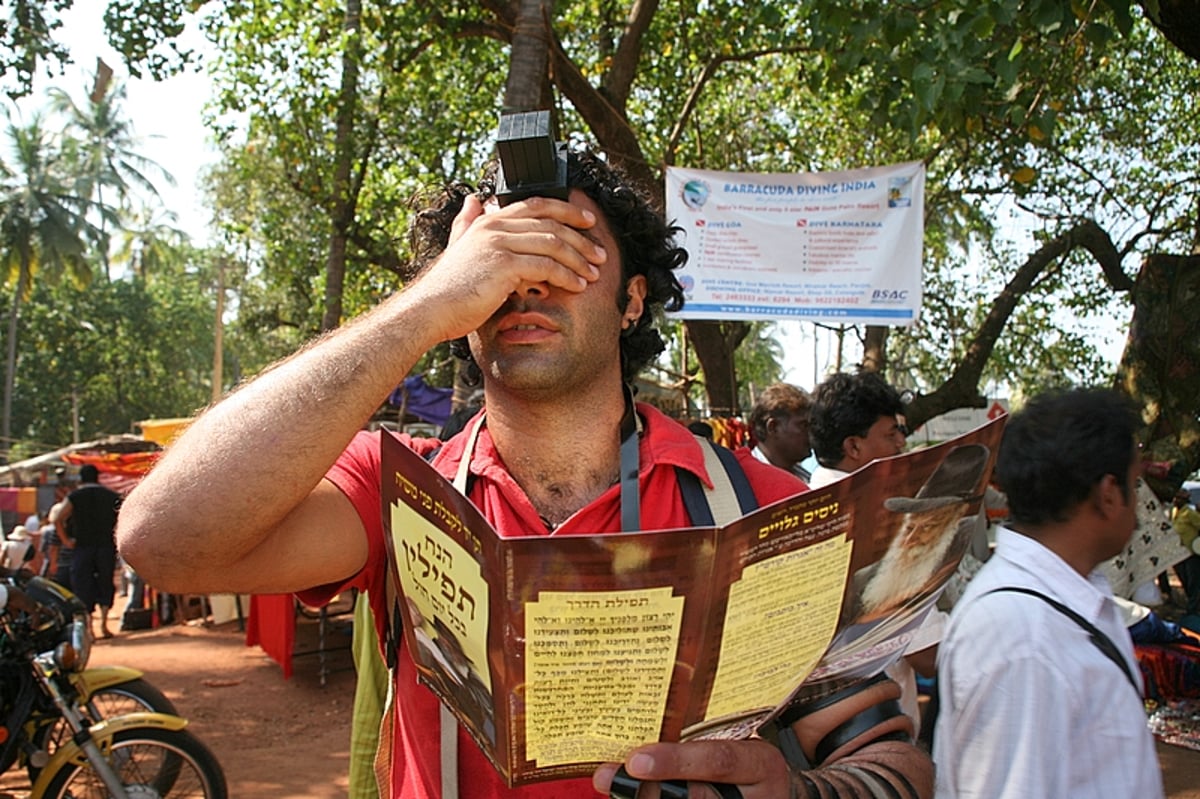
[48,73,175,279]
[0,114,98,454]
[113,207,189,280]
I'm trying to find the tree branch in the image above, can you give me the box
[904,218,1129,427]
[604,0,660,107]
[547,30,653,194]
[665,45,812,165]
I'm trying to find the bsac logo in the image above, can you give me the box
[870,289,909,303]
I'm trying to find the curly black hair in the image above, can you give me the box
[809,372,904,468]
[404,150,687,384]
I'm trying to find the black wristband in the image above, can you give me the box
[609,768,744,799]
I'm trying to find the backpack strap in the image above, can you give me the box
[984,586,1140,695]
[678,437,758,527]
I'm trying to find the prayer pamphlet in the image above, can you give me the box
[381,415,1006,785]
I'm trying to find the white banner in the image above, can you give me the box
[665,162,925,325]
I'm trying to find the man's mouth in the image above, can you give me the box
[495,312,560,343]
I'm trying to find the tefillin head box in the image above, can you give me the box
[495,110,570,206]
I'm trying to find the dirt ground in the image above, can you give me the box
[2,592,1200,798]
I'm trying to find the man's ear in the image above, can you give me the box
[1094,474,1124,519]
[624,275,648,322]
[764,416,780,438]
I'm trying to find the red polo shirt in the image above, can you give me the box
[310,403,806,799]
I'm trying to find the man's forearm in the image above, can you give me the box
[795,740,933,799]
[117,288,441,593]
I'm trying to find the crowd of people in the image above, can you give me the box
[105,143,1194,799]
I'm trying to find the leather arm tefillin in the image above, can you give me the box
[609,674,929,799]
[759,674,927,799]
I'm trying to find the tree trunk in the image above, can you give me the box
[321,0,363,333]
[1141,0,1200,64]
[451,0,556,412]
[505,0,554,111]
[2,280,21,456]
[862,326,888,373]
[685,319,749,415]
[213,258,226,403]
[1116,253,1200,499]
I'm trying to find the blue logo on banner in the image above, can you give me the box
[682,180,710,210]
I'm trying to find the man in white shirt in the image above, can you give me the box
[933,388,1164,798]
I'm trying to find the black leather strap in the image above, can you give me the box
[609,768,743,799]
[813,699,906,764]
[774,673,890,728]
[759,673,895,769]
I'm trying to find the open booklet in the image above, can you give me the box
[382,414,1006,786]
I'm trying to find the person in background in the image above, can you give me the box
[933,388,1163,798]
[39,502,73,589]
[807,370,938,736]
[118,147,933,798]
[0,526,34,571]
[1171,488,1200,619]
[808,371,907,489]
[1094,479,1188,609]
[57,464,121,639]
[746,382,814,482]
[23,511,40,538]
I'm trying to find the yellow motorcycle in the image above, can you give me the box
[36,663,178,762]
[0,572,227,798]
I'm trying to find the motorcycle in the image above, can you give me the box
[38,655,178,762]
[0,570,228,798]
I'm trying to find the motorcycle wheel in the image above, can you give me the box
[32,678,180,776]
[38,725,228,799]
[83,678,179,721]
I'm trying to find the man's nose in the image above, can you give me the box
[512,280,549,298]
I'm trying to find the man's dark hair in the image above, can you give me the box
[809,372,904,467]
[79,464,100,483]
[405,150,687,383]
[995,388,1138,527]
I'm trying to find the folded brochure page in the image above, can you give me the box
[382,415,1005,785]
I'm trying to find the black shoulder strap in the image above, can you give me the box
[984,586,1140,694]
[677,438,758,527]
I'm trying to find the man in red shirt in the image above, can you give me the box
[119,148,932,799]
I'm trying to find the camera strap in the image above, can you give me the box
[619,384,642,532]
